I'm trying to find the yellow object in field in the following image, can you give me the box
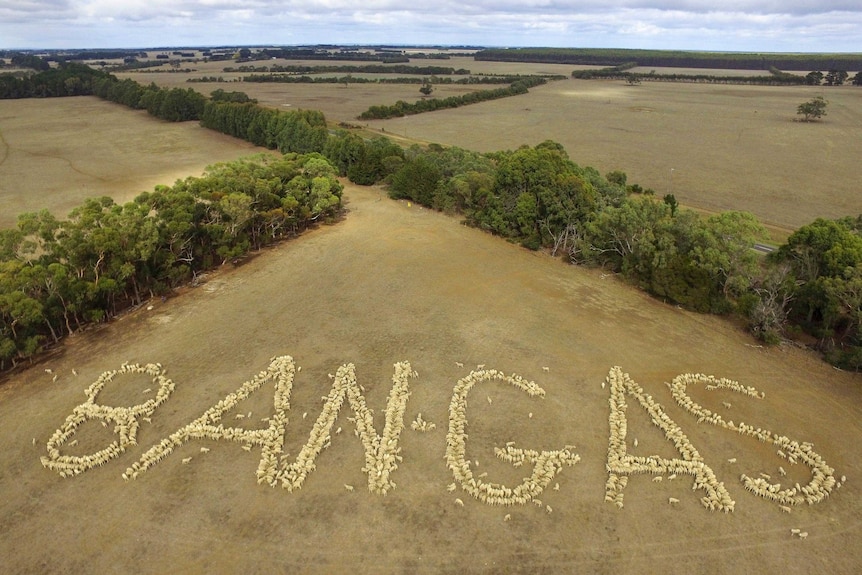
[407,202,412,207]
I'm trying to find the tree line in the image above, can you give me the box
[382,142,862,371]
[358,77,548,120]
[226,64,470,75]
[573,65,862,87]
[0,154,342,371]
[3,63,862,371]
[0,63,111,98]
[251,48,410,64]
[574,67,832,86]
[2,53,51,71]
[476,48,862,72]
[238,74,547,86]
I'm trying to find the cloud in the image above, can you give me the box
[0,0,76,23]
[0,0,860,50]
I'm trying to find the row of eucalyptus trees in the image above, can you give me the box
[3,64,861,370]
[0,154,342,370]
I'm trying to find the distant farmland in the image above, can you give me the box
[117,55,862,230]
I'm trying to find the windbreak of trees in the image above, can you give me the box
[6,53,51,71]
[91,77,206,122]
[255,48,410,64]
[573,200,767,314]
[358,77,547,120]
[476,48,862,72]
[769,217,862,369]
[4,63,862,370]
[386,140,758,312]
[324,133,405,185]
[573,67,808,86]
[0,153,342,371]
[0,63,111,98]
[573,65,861,87]
[0,64,207,122]
[382,141,862,370]
[200,101,330,154]
[229,64,469,75]
[239,74,540,86]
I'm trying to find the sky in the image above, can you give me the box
[1,1,860,52]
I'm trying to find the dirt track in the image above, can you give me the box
[1,184,860,574]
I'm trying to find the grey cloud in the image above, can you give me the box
[1,0,860,50]
[0,0,74,23]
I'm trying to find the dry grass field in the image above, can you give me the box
[118,55,862,231]
[0,97,261,228]
[360,78,862,231]
[1,57,861,574]
[1,183,860,574]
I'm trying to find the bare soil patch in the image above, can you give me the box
[1,184,860,574]
[0,97,262,228]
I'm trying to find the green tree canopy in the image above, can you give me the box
[797,96,828,122]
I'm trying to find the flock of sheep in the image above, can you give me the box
[117,356,417,496]
[411,413,436,432]
[41,362,176,478]
[280,360,415,495]
[446,368,580,508]
[39,357,842,529]
[604,366,843,516]
[667,372,841,507]
[605,366,735,512]
[122,356,296,481]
